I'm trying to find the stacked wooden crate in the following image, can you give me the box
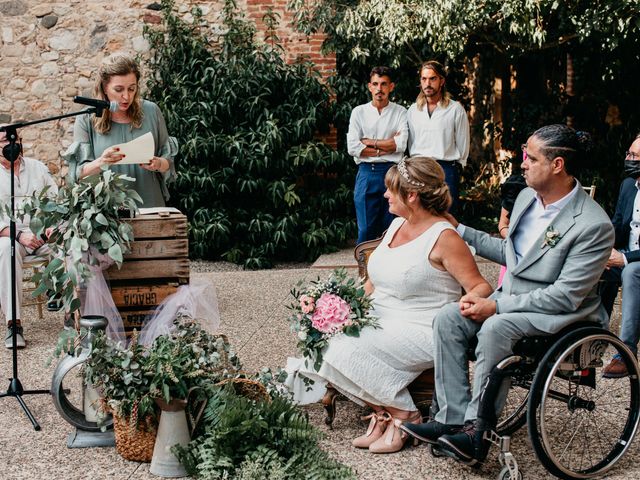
[106,211,189,336]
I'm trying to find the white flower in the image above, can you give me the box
[298,330,308,341]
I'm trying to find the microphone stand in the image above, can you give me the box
[0,106,104,430]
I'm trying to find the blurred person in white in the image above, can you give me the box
[0,127,58,348]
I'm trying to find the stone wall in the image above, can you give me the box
[0,0,335,176]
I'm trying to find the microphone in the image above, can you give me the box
[73,96,118,112]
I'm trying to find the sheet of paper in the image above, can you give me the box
[111,132,154,165]
[138,207,182,215]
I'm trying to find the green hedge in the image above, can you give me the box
[144,0,355,268]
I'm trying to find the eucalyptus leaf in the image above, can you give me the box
[95,213,108,226]
[108,243,123,264]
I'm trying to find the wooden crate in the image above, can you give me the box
[107,211,189,335]
[111,283,180,335]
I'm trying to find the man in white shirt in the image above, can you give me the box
[401,124,613,465]
[601,133,640,378]
[0,128,58,348]
[407,61,469,212]
[347,66,408,243]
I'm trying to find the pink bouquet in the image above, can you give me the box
[288,269,378,370]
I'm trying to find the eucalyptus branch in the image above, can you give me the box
[12,170,142,315]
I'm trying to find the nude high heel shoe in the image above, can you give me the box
[352,411,391,448]
[368,411,421,454]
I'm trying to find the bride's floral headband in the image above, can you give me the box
[397,157,426,187]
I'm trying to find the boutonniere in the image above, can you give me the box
[542,225,561,248]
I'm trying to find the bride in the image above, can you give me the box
[287,157,492,454]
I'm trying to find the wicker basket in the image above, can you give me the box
[216,377,270,403]
[113,413,157,462]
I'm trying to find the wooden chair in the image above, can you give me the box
[583,184,596,199]
[321,236,435,426]
[22,255,47,320]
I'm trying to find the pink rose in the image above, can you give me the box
[300,294,315,314]
[311,293,352,334]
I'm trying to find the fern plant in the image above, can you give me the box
[144,0,356,268]
[174,385,355,479]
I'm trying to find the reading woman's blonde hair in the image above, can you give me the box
[93,53,143,134]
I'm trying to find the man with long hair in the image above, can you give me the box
[407,61,469,213]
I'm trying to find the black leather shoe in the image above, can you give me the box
[47,292,63,312]
[437,421,489,464]
[399,420,462,444]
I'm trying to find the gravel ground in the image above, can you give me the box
[1,254,638,480]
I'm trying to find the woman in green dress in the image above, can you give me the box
[65,53,177,207]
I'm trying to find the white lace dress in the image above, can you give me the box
[286,218,462,410]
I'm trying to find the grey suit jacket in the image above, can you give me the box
[463,183,614,333]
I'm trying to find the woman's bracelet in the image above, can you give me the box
[499,226,508,233]
[374,139,378,149]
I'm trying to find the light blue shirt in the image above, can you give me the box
[511,182,580,263]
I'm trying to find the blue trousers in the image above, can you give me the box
[601,262,640,355]
[354,162,395,244]
[437,160,460,214]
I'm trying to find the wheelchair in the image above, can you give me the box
[433,321,640,480]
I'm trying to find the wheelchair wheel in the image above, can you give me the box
[527,327,640,479]
[496,383,529,436]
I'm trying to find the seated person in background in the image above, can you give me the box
[292,157,492,454]
[601,133,640,378]
[497,171,527,286]
[401,125,614,464]
[64,52,177,207]
[0,127,58,348]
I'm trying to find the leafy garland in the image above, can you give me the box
[12,170,141,314]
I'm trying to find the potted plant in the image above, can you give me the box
[83,329,157,462]
[83,314,241,465]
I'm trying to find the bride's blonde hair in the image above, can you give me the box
[385,157,451,215]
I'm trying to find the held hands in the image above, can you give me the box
[140,156,168,173]
[459,292,496,323]
[606,249,626,269]
[17,231,44,250]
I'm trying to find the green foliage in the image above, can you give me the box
[84,317,241,423]
[144,0,355,268]
[85,329,155,421]
[12,170,140,314]
[146,318,241,403]
[173,386,355,479]
[289,0,640,217]
[290,0,640,63]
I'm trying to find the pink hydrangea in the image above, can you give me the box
[311,292,352,334]
[300,294,315,314]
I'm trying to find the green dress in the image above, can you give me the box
[64,100,178,207]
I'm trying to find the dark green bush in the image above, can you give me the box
[144,0,355,268]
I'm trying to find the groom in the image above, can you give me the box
[401,124,614,463]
